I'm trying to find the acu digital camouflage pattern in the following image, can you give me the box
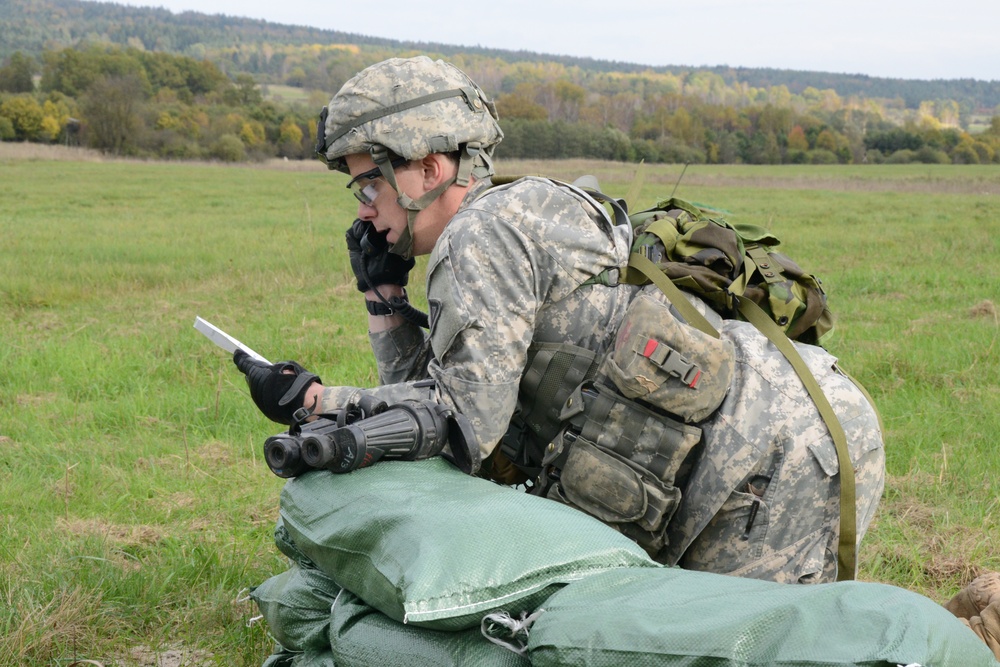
[600,290,735,423]
[661,316,885,582]
[546,377,703,556]
[320,56,503,174]
[319,175,885,584]
[320,176,635,460]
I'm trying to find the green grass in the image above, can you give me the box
[1,148,999,664]
[263,84,323,108]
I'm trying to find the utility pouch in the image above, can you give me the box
[547,382,702,555]
[602,291,735,423]
[558,438,680,532]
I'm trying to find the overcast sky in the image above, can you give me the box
[112,0,999,82]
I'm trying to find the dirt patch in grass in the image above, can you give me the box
[194,439,234,467]
[15,392,60,408]
[499,158,1000,195]
[120,644,214,667]
[66,644,215,667]
[970,299,997,319]
[866,474,994,602]
[59,517,167,547]
[0,142,106,162]
[6,144,998,193]
[0,141,325,173]
[671,172,1000,195]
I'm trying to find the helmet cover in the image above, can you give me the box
[318,56,503,172]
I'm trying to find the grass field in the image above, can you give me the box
[1,144,998,665]
[262,84,326,109]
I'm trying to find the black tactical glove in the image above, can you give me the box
[345,218,415,292]
[233,349,322,425]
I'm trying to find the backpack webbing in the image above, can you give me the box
[628,251,857,581]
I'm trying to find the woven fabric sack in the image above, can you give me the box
[278,458,658,630]
[527,567,1000,666]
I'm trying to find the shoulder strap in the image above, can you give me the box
[629,251,858,581]
[735,295,857,581]
[628,253,720,339]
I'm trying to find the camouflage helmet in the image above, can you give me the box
[314,56,503,258]
[316,56,503,177]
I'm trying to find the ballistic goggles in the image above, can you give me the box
[346,157,409,205]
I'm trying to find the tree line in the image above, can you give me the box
[0,45,321,160]
[4,0,1000,111]
[2,43,1000,165]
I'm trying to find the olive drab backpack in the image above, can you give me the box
[494,175,871,580]
[591,195,834,346]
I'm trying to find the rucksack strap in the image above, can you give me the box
[735,295,857,581]
[628,252,858,581]
[628,253,721,339]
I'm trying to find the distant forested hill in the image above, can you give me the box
[2,0,999,111]
[672,66,999,111]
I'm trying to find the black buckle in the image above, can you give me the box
[314,106,329,161]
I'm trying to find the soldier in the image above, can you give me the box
[234,55,886,585]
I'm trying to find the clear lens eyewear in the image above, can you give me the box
[346,158,408,205]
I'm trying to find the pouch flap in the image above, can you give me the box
[560,439,647,523]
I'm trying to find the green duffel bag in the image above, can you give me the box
[329,588,530,667]
[278,458,658,631]
[526,567,1000,666]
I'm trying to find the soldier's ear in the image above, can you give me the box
[419,153,454,192]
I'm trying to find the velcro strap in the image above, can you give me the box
[278,371,320,407]
[640,339,702,388]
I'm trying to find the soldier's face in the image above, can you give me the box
[344,153,413,245]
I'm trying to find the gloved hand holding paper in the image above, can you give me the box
[193,316,271,364]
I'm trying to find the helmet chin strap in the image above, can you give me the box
[391,180,454,260]
[370,144,486,260]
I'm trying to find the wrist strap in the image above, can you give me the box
[366,299,398,316]
[365,289,429,328]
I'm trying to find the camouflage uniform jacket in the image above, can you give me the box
[320,176,636,461]
[658,302,885,582]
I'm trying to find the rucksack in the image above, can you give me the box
[494,175,869,580]
[587,193,834,346]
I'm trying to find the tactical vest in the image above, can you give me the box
[500,287,733,558]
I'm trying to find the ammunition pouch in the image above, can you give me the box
[544,381,702,556]
[550,439,680,547]
[497,293,731,556]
